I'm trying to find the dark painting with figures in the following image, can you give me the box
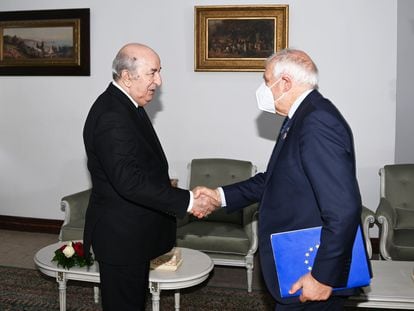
[207,19,275,59]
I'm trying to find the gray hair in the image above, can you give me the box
[267,49,319,88]
[112,51,141,81]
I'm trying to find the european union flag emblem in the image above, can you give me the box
[270,226,371,298]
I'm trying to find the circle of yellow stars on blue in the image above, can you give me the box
[304,243,320,271]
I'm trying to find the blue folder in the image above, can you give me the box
[270,226,371,298]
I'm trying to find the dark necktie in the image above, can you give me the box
[278,117,291,142]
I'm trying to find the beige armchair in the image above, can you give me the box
[176,158,259,292]
[376,164,414,260]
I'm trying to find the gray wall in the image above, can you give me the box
[396,0,414,163]
[0,0,399,221]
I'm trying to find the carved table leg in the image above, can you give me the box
[93,286,100,303]
[149,281,160,311]
[174,290,180,310]
[56,272,67,311]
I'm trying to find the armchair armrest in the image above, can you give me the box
[59,189,91,241]
[376,198,397,227]
[361,205,375,259]
[376,198,396,260]
[243,205,259,256]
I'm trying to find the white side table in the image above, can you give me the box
[34,243,213,311]
[347,260,414,309]
[149,248,214,311]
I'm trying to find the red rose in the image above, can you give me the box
[73,242,84,257]
[59,244,67,251]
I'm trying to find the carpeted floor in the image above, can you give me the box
[1,265,407,311]
[0,265,275,310]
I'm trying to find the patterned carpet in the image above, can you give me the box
[0,265,275,310]
[1,265,406,311]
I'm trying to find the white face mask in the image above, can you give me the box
[256,78,284,114]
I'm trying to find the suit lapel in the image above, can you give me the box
[137,107,168,165]
[107,84,168,167]
[264,90,316,185]
[264,90,322,185]
[265,120,293,185]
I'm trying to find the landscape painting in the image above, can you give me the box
[0,8,90,76]
[3,26,75,61]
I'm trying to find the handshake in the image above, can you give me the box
[190,186,222,219]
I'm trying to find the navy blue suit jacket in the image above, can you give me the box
[223,90,364,303]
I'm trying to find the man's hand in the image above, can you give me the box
[289,272,333,303]
[193,186,221,205]
[190,186,221,219]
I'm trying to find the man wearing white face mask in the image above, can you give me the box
[193,48,369,310]
[256,77,287,113]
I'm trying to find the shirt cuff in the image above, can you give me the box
[187,190,194,212]
[217,187,227,207]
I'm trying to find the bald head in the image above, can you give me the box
[112,43,160,81]
[112,42,162,106]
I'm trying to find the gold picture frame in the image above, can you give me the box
[0,8,90,76]
[195,5,289,72]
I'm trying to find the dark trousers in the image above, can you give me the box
[98,260,150,311]
[275,296,346,311]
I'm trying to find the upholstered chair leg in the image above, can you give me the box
[246,255,254,292]
[246,265,253,292]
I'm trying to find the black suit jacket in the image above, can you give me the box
[83,83,189,265]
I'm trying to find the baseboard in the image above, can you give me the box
[0,215,63,234]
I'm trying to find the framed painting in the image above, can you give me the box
[0,8,90,76]
[195,5,288,72]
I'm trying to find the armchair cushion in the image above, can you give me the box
[195,207,242,225]
[176,221,250,255]
[389,229,414,259]
[395,208,414,229]
[60,223,85,242]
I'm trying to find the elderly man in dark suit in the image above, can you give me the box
[83,43,216,311]
[194,49,369,310]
